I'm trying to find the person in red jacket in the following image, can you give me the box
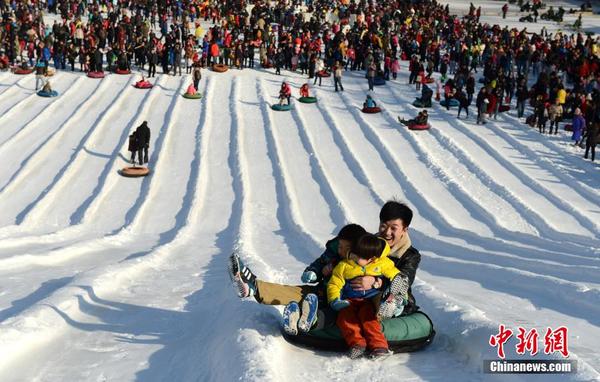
[279,81,292,105]
[300,83,310,98]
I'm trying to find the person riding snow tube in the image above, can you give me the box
[413,85,433,107]
[134,77,153,89]
[362,95,381,113]
[183,83,202,99]
[440,98,459,107]
[299,83,317,103]
[399,110,430,130]
[37,81,58,97]
[282,310,435,353]
[278,81,292,106]
[88,71,105,78]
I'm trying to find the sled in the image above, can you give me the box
[14,68,33,75]
[87,71,105,79]
[412,99,432,108]
[272,104,291,111]
[317,70,331,78]
[119,166,150,177]
[299,96,317,104]
[283,311,435,353]
[408,123,431,131]
[564,123,573,131]
[212,64,229,73]
[182,93,202,99]
[37,90,58,97]
[498,105,510,112]
[134,81,153,89]
[440,99,459,107]
[115,68,131,75]
[362,106,381,114]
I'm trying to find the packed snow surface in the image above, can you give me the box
[0,9,599,382]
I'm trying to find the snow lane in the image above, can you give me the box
[499,111,600,204]
[0,75,36,118]
[378,84,600,265]
[0,74,230,380]
[0,73,79,145]
[337,80,493,238]
[426,102,596,239]
[258,77,336,245]
[0,76,109,229]
[234,75,307,276]
[288,79,379,229]
[79,75,186,233]
[16,75,146,231]
[0,71,23,97]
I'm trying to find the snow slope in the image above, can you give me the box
[0,23,599,382]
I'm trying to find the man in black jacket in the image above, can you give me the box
[135,121,151,165]
[229,200,422,322]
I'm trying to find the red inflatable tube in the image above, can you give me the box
[87,71,105,78]
[408,123,431,130]
[134,81,153,89]
[115,68,131,75]
[362,106,381,114]
[14,68,33,75]
[317,70,331,77]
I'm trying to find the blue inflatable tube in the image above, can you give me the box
[374,77,386,86]
[440,98,459,107]
[37,90,58,97]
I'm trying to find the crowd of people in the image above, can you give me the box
[2,0,596,160]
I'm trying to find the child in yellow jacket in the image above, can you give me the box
[327,233,404,358]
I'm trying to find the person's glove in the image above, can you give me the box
[330,298,351,311]
[301,270,317,283]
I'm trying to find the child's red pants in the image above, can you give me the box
[336,299,388,350]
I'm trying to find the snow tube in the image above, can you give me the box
[317,70,331,78]
[14,68,33,75]
[374,77,386,86]
[424,77,435,84]
[408,123,431,131]
[87,71,105,78]
[564,123,573,132]
[272,104,291,111]
[37,90,58,97]
[212,64,228,73]
[119,166,150,177]
[134,81,153,89]
[498,105,510,112]
[362,106,381,114]
[299,96,317,104]
[412,99,431,108]
[440,99,459,107]
[182,93,202,99]
[283,311,435,353]
[262,62,272,69]
[115,68,131,75]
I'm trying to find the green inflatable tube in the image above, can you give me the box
[282,311,435,353]
[272,104,292,111]
[299,96,317,104]
[182,93,202,99]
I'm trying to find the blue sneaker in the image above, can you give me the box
[377,274,409,321]
[283,302,300,336]
[228,253,257,298]
[297,293,318,333]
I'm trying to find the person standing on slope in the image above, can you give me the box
[135,121,151,165]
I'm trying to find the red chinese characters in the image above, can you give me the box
[489,324,514,359]
[516,327,539,356]
[544,326,569,358]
